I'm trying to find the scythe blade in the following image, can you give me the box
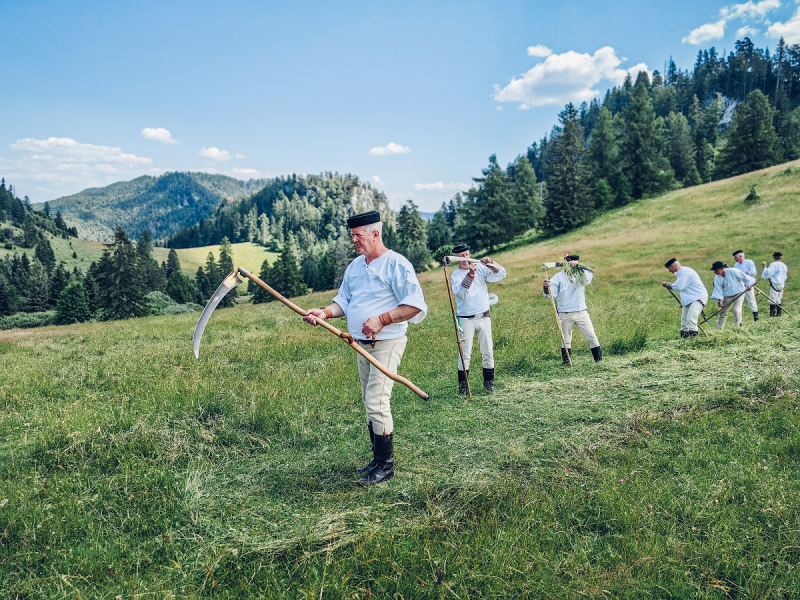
[192,270,243,358]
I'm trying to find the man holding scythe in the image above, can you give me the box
[543,254,603,364]
[303,211,427,487]
[662,258,708,338]
[710,260,756,330]
[761,252,788,317]
[449,243,507,394]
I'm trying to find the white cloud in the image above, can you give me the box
[199,146,244,161]
[413,182,470,192]
[368,142,411,156]
[230,167,262,179]
[372,175,385,186]
[684,0,781,44]
[683,19,727,44]
[737,25,761,36]
[527,44,553,57]
[1,136,157,200]
[767,7,800,41]
[141,127,178,144]
[493,46,649,109]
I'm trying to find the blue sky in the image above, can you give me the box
[3,0,800,211]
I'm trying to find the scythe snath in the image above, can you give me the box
[193,267,430,400]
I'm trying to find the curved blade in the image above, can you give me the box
[192,270,243,358]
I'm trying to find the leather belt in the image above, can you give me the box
[458,310,490,319]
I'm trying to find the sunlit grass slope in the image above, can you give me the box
[1,163,799,597]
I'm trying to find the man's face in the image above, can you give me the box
[457,250,471,269]
[714,268,725,277]
[350,226,377,256]
[734,253,744,264]
[668,262,680,274]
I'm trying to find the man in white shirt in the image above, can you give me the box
[761,251,789,316]
[710,260,756,330]
[543,254,602,365]
[450,243,507,394]
[662,258,708,338]
[303,211,428,487]
[732,250,759,321]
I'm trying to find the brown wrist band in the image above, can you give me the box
[321,308,333,319]
[379,312,393,326]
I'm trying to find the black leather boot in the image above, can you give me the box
[561,347,571,366]
[590,346,602,363]
[753,311,759,321]
[357,433,394,487]
[770,304,776,317]
[482,367,495,392]
[680,331,688,338]
[688,330,698,337]
[777,304,783,316]
[357,422,377,473]
[457,369,469,396]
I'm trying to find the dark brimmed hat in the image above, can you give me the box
[732,250,744,256]
[565,254,579,261]
[711,261,726,271]
[664,258,677,268]
[346,211,380,228]
[452,244,470,254]
[773,252,783,258]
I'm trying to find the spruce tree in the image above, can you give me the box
[55,281,91,324]
[426,205,452,252]
[586,107,619,184]
[165,248,182,280]
[620,81,673,199]
[34,235,56,274]
[251,259,272,304]
[512,157,543,231]
[664,112,696,182]
[25,259,50,313]
[264,245,308,300]
[217,237,237,308]
[95,227,148,320]
[48,262,71,307]
[0,272,14,316]
[542,103,594,234]
[396,200,430,271]
[716,89,780,178]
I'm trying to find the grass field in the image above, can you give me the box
[0,236,278,279]
[1,163,799,597]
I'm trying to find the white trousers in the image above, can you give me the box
[357,336,407,436]
[716,294,745,329]
[743,288,758,313]
[559,310,599,349]
[457,315,494,371]
[769,284,784,306]
[681,300,706,333]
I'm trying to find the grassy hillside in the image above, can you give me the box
[0,236,277,281]
[1,163,798,597]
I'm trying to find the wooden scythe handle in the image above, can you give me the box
[443,261,471,398]
[238,267,430,400]
[754,285,791,316]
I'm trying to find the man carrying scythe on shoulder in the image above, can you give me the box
[450,243,507,394]
[303,211,427,487]
[543,253,603,365]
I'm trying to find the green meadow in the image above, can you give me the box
[1,163,799,597]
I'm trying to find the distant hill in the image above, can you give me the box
[40,172,271,242]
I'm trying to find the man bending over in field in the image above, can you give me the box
[303,211,427,487]
[662,258,708,338]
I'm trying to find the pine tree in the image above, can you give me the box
[25,259,50,313]
[541,104,594,234]
[620,81,673,199]
[250,259,272,304]
[262,245,308,300]
[426,205,453,251]
[95,227,148,320]
[0,272,14,316]
[55,281,91,324]
[664,112,696,182]
[166,271,196,304]
[48,262,71,307]
[34,235,56,274]
[165,248,181,280]
[716,89,781,178]
[217,237,237,308]
[396,200,430,271]
[586,107,619,184]
[512,157,543,231]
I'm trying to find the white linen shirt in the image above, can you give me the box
[332,250,427,341]
[712,268,756,300]
[669,266,708,306]
[761,261,788,287]
[544,270,594,313]
[733,258,756,278]
[450,263,507,316]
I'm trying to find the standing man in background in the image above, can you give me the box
[303,211,428,487]
[732,250,759,321]
[450,243,507,394]
[710,260,756,330]
[662,258,708,338]
[543,254,602,364]
[762,252,789,316]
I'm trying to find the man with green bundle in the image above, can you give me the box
[543,254,602,365]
